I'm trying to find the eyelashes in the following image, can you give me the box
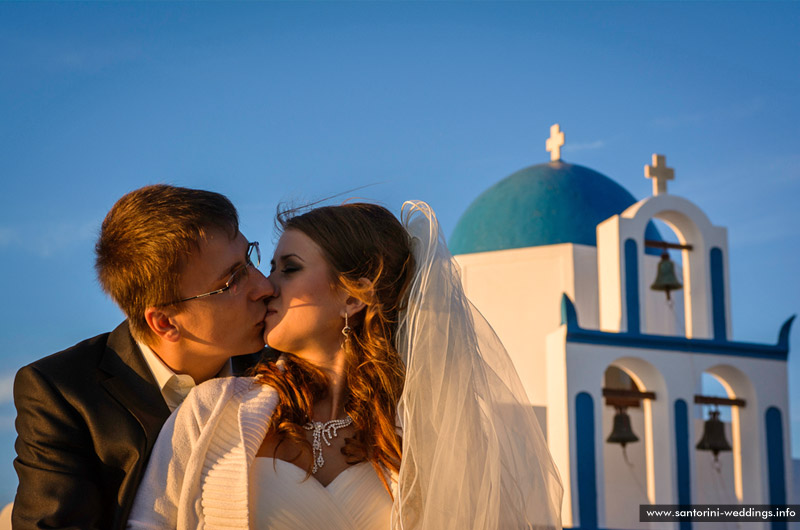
[268,263,301,274]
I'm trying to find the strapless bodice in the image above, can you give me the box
[249,457,392,529]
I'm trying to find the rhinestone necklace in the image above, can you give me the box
[303,415,353,474]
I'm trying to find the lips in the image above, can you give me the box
[257,307,271,326]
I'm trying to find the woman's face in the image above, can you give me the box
[265,229,346,358]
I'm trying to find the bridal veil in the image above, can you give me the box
[393,201,563,530]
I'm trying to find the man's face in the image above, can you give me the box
[171,228,273,364]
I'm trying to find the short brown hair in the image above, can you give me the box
[95,184,239,342]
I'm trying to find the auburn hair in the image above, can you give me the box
[95,184,239,343]
[255,202,415,493]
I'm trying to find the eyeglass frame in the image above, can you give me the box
[166,241,261,305]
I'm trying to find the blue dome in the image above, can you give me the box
[450,161,663,255]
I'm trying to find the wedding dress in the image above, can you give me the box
[249,459,392,529]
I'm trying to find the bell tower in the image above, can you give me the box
[453,128,793,529]
[596,154,732,340]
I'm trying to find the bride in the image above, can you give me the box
[128,201,563,529]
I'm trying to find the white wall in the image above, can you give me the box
[456,244,586,406]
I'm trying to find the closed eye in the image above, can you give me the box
[269,258,301,275]
[270,253,304,275]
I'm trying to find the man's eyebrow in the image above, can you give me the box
[216,243,250,282]
[215,259,246,283]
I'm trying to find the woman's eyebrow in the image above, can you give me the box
[270,253,304,267]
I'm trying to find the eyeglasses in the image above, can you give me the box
[170,241,261,304]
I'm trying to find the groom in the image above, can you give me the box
[12,185,274,529]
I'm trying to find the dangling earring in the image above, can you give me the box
[342,313,353,354]
[342,313,352,340]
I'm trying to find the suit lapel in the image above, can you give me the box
[99,322,171,454]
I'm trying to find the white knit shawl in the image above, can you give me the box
[128,376,278,530]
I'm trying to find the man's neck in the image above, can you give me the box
[150,342,227,384]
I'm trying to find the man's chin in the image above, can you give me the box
[231,339,267,357]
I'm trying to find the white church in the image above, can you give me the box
[450,125,795,530]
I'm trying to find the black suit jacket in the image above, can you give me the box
[11,322,264,530]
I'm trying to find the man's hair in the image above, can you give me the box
[95,184,239,343]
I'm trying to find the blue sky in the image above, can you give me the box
[0,1,798,505]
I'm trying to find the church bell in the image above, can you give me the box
[606,406,639,448]
[696,410,732,462]
[651,251,683,300]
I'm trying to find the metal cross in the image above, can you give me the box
[645,154,674,196]
[546,124,565,162]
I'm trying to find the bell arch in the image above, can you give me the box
[602,357,672,529]
[698,364,761,503]
[646,218,688,337]
[598,194,731,340]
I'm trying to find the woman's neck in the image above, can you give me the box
[297,346,349,422]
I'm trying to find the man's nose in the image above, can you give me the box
[249,267,275,299]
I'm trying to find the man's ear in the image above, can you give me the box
[144,306,181,343]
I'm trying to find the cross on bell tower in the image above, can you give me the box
[645,154,674,196]
[546,124,565,162]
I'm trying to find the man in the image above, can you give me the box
[12,185,274,529]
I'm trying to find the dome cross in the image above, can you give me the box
[645,154,674,196]
[546,124,565,162]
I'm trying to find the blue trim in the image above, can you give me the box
[625,239,641,334]
[710,248,727,340]
[560,294,789,360]
[766,407,787,530]
[778,315,796,351]
[564,523,650,530]
[674,400,692,530]
[562,291,579,326]
[576,392,598,529]
[562,294,580,328]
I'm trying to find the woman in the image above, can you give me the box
[128,201,563,529]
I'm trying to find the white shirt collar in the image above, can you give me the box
[136,338,232,412]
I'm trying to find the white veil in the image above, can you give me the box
[393,201,563,530]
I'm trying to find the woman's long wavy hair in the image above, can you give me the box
[255,202,415,493]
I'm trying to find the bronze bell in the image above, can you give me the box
[651,251,683,300]
[606,406,639,448]
[696,410,732,462]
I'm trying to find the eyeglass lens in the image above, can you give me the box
[227,242,260,297]
[249,242,261,268]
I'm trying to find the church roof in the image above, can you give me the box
[449,160,663,255]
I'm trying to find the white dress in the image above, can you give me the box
[250,458,392,529]
[128,377,394,530]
